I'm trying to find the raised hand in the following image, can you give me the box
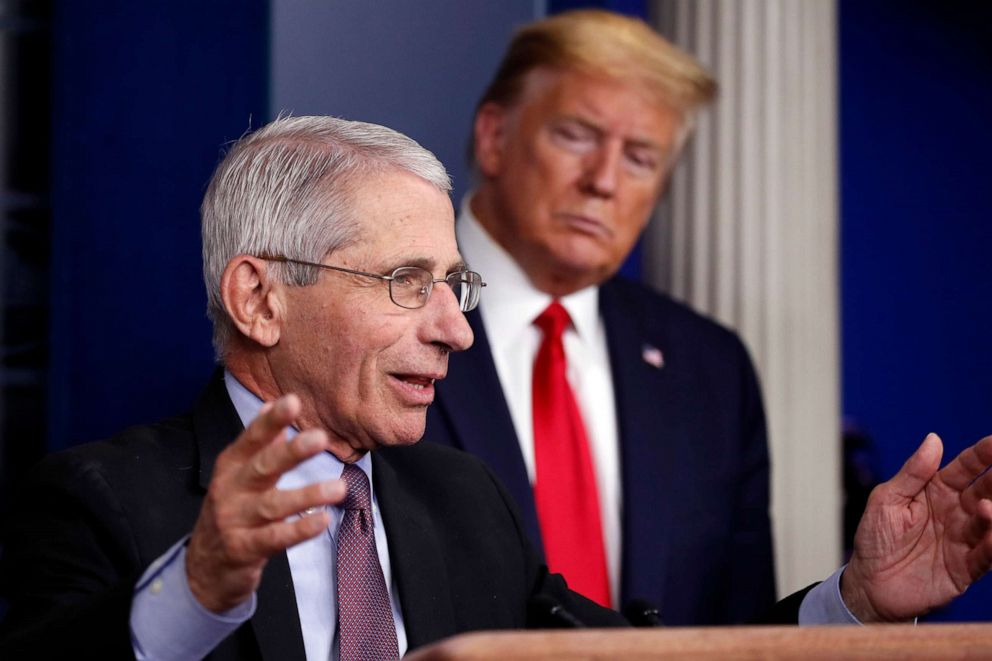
[186,394,345,612]
[842,433,992,622]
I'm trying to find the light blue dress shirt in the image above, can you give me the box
[130,372,407,660]
[799,566,860,625]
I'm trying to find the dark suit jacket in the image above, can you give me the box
[423,277,778,625]
[0,374,625,659]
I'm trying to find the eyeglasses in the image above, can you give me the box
[258,254,486,312]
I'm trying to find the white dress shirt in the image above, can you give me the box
[457,193,859,625]
[457,197,623,606]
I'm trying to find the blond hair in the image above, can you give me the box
[478,9,716,116]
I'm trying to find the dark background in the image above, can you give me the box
[839,0,991,620]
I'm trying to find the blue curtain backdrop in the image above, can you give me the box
[840,0,992,621]
[47,1,268,450]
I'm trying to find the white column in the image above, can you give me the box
[648,0,841,596]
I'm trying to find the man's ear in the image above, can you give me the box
[220,256,283,348]
[473,102,509,178]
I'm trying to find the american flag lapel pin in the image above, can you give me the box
[641,344,664,369]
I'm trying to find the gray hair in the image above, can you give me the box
[201,115,451,357]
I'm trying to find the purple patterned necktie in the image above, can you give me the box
[337,463,399,661]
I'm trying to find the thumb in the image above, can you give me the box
[885,433,943,500]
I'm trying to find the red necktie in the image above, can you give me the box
[532,301,611,607]
[337,464,399,660]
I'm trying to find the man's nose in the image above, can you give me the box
[423,283,474,353]
[580,141,621,198]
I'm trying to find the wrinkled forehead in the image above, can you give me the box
[339,169,460,271]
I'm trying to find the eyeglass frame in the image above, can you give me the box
[256,253,486,312]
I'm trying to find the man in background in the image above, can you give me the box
[0,115,625,659]
[422,8,847,623]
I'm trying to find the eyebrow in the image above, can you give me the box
[384,256,469,275]
[556,115,603,136]
[556,114,667,153]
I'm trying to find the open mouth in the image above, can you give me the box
[397,375,435,390]
[390,373,440,405]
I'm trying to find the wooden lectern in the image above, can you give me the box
[406,624,992,660]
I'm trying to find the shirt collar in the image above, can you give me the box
[222,369,373,478]
[457,193,600,344]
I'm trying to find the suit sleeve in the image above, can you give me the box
[0,453,140,659]
[723,336,778,623]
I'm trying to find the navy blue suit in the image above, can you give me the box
[423,276,777,625]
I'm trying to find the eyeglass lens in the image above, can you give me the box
[447,271,482,312]
[389,267,481,312]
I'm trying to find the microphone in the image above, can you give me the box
[622,598,664,627]
[526,594,586,629]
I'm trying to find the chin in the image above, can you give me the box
[548,256,614,285]
[374,420,427,448]
[548,242,614,270]
[391,433,424,447]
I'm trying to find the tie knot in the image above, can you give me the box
[534,301,572,340]
[340,463,371,511]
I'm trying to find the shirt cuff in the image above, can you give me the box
[798,564,862,625]
[131,536,256,660]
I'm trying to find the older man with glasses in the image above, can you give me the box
[2,115,991,661]
[0,115,623,660]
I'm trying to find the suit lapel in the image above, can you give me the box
[372,450,455,650]
[191,371,307,661]
[251,554,308,661]
[432,310,544,552]
[600,281,682,609]
[192,369,244,492]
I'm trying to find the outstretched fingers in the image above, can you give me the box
[965,499,992,582]
[249,478,345,524]
[939,435,992,493]
[187,392,346,613]
[240,508,334,559]
[239,428,331,490]
[226,395,303,463]
[960,468,992,516]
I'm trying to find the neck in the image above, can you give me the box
[224,348,281,403]
[225,347,369,464]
